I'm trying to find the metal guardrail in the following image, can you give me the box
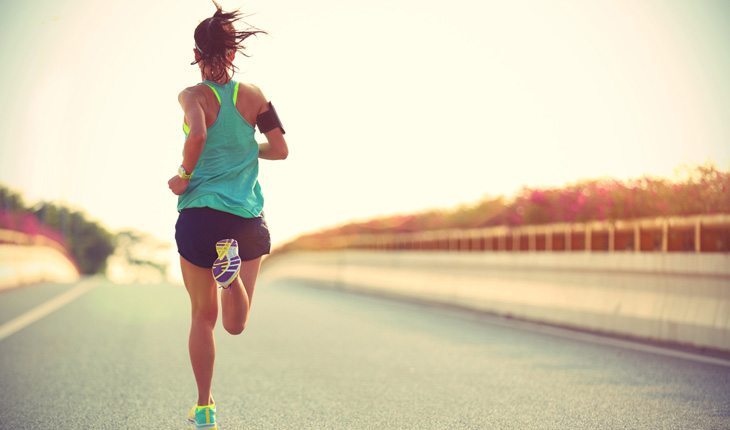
[305,214,730,253]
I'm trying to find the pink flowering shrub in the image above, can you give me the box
[0,210,69,248]
[278,165,729,251]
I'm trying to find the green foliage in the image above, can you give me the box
[31,202,115,274]
[0,184,116,275]
[0,186,25,212]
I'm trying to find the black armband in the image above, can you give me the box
[256,102,285,134]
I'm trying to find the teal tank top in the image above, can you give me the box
[177,80,264,218]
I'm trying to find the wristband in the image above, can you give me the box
[178,165,193,180]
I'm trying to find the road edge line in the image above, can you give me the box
[0,278,98,342]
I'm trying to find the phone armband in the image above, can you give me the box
[256,102,285,134]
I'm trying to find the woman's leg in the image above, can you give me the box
[180,256,218,406]
[221,257,262,335]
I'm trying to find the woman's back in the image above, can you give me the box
[178,80,265,218]
[193,80,265,129]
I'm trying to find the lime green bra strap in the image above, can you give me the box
[204,83,221,104]
[184,82,236,133]
[201,82,236,104]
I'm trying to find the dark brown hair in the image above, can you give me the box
[191,1,266,82]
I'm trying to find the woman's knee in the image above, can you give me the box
[192,306,218,328]
[223,319,246,335]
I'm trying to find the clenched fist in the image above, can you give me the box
[168,175,190,195]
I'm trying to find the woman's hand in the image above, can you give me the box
[168,175,190,195]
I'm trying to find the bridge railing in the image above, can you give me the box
[0,228,74,259]
[303,214,730,253]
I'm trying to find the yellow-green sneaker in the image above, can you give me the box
[187,401,217,429]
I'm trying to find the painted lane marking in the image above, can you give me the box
[0,278,97,342]
[480,315,730,368]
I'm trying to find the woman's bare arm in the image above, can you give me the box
[168,87,208,195]
[179,88,208,172]
[251,87,288,160]
[258,128,288,160]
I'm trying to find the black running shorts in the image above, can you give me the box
[175,207,271,268]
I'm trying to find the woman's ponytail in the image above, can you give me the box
[191,0,266,82]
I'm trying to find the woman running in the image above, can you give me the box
[168,3,288,428]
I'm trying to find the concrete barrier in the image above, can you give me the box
[261,250,730,352]
[0,244,80,291]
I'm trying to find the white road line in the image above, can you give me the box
[482,315,730,368]
[0,278,97,342]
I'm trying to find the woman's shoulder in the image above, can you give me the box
[235,82,266,99]
[234,81,268,112]
[178,83,208,104]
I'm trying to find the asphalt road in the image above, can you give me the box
[0,278,728,429]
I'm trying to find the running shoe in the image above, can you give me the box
[187,402,217,429]
[212,238,241,289]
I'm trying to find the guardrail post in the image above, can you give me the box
[661,220,669,253]
[585,226,592,252]
[529,228,536,252]
[694,219,701,253]
[608,224,615,253]
[565,227,571,252]
[546,227,552,252]
[634,224,641,252]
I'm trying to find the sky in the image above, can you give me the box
[1,0,729,252]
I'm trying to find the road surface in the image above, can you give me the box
[0,278,728,429]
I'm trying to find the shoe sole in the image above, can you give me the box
[212,239,241,289]
[189,423,218,429]
[187,417,218,429]
[188,411,218,429]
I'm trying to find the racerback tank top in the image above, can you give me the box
[177,80,264,218]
